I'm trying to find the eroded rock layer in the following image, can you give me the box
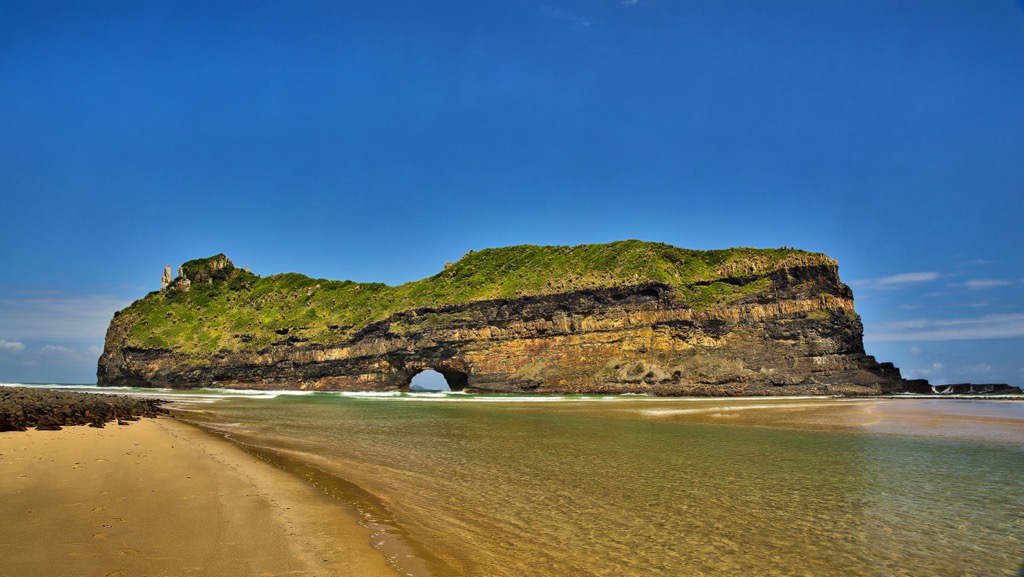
[98,242,923,395]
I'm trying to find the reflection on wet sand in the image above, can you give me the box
[641,397,1024,445]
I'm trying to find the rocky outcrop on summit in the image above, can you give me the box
[98,242,929,395]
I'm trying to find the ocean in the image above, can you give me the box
[167,391,1024,577]
[9,383,1023,576]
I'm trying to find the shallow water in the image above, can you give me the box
[163,394,1024,577]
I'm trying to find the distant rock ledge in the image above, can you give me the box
[97,241,1019,396]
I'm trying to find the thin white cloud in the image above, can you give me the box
[904,361,1007,385]
[852,272,941,290]
[909,362,945,377]
[0,340,26,354]
[37,344,102,366]
[877,272,941,287]
[956,363,993,375]
[865,313,1024,342]
[543,7,592,29]
[0,292,130,342]
[0,342,104,383]
[963,279,1014,290]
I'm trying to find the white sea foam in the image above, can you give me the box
[439,395,569,403]
[340,391,405,398]
[348,392,573,403]
[210,388,321,397]
[640,402,828,417]
[148,388,329,402]
[0,382,98,390]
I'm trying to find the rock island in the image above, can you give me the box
[98,241,931,395]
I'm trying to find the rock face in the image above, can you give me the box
[161,264,172,290]
[98,242,927,395]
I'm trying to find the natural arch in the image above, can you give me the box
[409,370,449,391]
[405,368,469,392]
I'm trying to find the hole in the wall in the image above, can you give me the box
[409,369,454,391]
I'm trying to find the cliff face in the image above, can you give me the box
[97,242,918,395]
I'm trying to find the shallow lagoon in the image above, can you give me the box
[172,394,1024,576]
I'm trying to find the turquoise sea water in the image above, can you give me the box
[9,384,1022,576]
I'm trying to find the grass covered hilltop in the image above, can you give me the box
[118,241,834,356]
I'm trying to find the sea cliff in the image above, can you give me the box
[98,241,924,395]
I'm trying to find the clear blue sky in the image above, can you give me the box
[2,0,1022,386]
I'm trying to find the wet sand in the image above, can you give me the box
[641,397,1024,445]
[0,417,399,577]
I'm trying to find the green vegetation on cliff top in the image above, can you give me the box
[117,241,834,353]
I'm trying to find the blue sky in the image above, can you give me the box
[1,0,1022,386]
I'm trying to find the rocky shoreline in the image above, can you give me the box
[0,387,167,432]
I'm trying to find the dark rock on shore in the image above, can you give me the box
[0,387,167,432]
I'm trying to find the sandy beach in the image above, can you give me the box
[0,417,399,577]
